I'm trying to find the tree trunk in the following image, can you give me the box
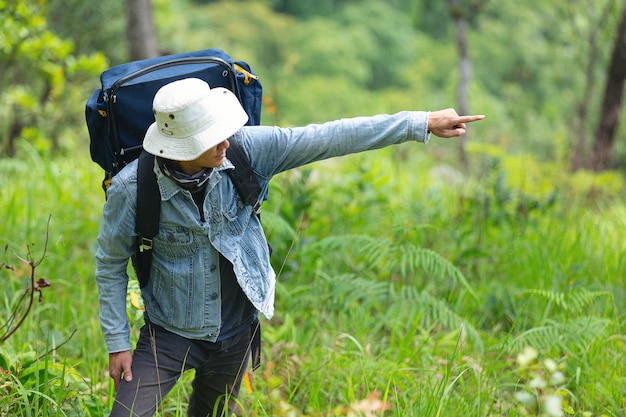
[570,27,600,171]
[591,5,626,171]
[127,0,159,61]
[453,15,470,170]
[447,0,487,171]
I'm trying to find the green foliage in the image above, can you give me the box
[522,288,613,315]
[302,234,478,299]
[0,342,102,416]
[0,0,108,159]
[5,0,626,166]
[287,1,418,90]
[473,0,626,160]
[2,144,626,415]
[269,0,346,18]
[155,1,295,74]
[247,143,625,414]
[46,0,127,65]
[1,0,626,415]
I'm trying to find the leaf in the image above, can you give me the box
[34,278,51,289]
[350,391,391,414]
[129,291,144,311]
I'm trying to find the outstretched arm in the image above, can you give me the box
[428,108,485,138]
[240,109,485,178]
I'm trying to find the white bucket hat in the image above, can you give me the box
[143,78,248,161]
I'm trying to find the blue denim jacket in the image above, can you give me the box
[95,111,430,353]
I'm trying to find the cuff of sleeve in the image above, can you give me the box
[424,111,432,144]
[105,334,132,353]
[409,111,431,144]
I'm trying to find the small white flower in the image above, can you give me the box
[517,346,538,366]
[543,394,564,417]
[544,358,557,373]
[549,371,566,385]
[515,390,535,405]
[529,376,546,389]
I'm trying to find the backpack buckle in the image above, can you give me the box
[253,201,262,215]
[139,237,153,252]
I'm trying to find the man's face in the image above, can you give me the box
[177,139,230,174]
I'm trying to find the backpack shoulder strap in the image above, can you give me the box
[133,151,160,288]
[226,138,270,257]
[225,138,262,212]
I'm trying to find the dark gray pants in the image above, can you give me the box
[109,321,252,417]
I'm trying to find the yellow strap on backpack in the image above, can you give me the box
[233,63,258,85]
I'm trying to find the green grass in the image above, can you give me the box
[1,145,625,416]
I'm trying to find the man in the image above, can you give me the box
[95,77,484,416]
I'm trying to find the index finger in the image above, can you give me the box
[456,114,485,124]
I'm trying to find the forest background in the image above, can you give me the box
[1,0,625,416]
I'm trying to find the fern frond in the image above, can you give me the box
[260,210,297,239]
[524,288,567,309]
[568,289,613,313]
[393,285,484,350]
[397,246,477,300]
[318,272,392,311]
[522,288,612,314]
[507,316,613,354]
[306,234,477,299]
[565,316,613,353]
[307,234,391,269]
[508,324,564,353]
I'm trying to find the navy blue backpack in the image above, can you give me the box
[85,48,264,288]
[86,48,262,188]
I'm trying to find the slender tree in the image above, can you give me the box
[127,0,159,60]
[568,0,619,171]
[591,4,626,171]
[446,0,487,171]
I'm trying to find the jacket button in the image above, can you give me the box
[210,265,217,272]
[210,293,218,300]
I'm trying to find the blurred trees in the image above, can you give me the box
[591,3,626,171]
[446,0,488,170]
[562,0,624,171]
[127,0,159,60]
[0,0,106,158]
[2,0,625,172]
[46,1,127,64]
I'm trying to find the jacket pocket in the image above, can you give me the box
[152,226,198,258]
[222,194,252,236]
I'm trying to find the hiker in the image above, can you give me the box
[95,77,485,417]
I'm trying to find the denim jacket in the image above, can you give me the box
[95,111,430,353]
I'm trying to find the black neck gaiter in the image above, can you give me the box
[157,158,211,220]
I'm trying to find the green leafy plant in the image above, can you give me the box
[508,288,614,353]
[1,221,104,416]
[1,218,52,343]
[0,339,101,416]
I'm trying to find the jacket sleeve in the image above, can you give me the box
[94,168,139,353]
[238,111,429,179]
